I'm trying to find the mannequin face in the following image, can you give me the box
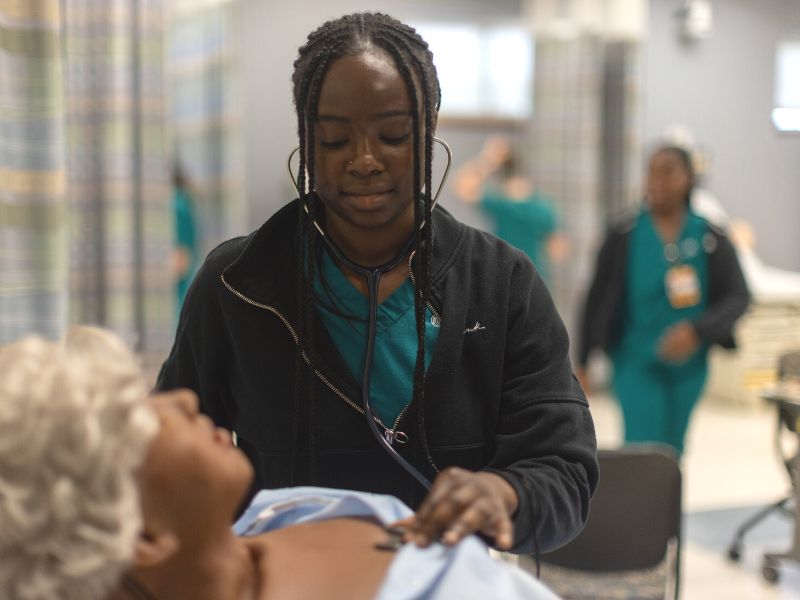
[312,48,424,238]
[646,150,692,214]
[138,390,253,530]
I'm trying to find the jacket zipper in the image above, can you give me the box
[221,273,412,445]
[407,252,442,326]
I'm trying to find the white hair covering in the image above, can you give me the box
[0,326,158,600]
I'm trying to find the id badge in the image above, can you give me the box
[665,264,701,308]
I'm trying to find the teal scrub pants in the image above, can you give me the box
[612,358,707,456]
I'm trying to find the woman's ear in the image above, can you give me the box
[132,527,180,567]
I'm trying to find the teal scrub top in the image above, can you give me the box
[480,190,557,281]
[614,209,709,368]
[173,187,199,308]
[314,250,440,428]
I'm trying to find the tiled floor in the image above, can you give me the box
[589,393,800,599]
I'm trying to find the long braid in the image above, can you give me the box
[373,33,425,473]
[290,95,308,484]
[291,43,326,484]
[291,13,441,488]
[374,28,439,474]
[290,22,347,484]
[303,46,341,482]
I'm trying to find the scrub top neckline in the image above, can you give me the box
[644,207,690,248]
[317,249,416,336]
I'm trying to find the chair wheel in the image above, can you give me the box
[727,546,741,562]
[762,563,780,583]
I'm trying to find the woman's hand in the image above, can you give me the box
[405,467,518,550]
[658,321,700,363]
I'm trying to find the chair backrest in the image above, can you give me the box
[543,446,682,572]
[778,350,800,381]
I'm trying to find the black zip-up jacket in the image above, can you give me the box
[157,200,599,554]
[578,212,750,367]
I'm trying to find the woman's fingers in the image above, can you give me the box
[409,468,516,549]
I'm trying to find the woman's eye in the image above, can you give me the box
[319,139,348,150]
[381,133,411,146]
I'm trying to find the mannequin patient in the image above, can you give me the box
[0,327,559,600]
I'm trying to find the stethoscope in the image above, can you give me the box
[287,137,452,491]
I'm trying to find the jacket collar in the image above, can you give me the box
[222,198,465,309]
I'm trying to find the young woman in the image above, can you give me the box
[0,327,561,599]
[158,12,598,554]
[578,145,750,455]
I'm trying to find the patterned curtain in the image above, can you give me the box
[63,0,171,371]
[529,35,642,338]
[600,40,643,218]
[0,0,172,372]
[167,0,244,254]
[529,35,605,335]
[0,0,68,343]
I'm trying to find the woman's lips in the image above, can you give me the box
[342,190,392,210]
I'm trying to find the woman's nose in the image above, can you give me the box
[348,137,384,176]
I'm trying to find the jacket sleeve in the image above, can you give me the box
[485,259,599,554]
[690,231,751,345]
[578,231,618,368]
[155,257,235,430]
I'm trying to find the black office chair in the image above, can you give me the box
[726,350,800,581]
[540,446,682,600]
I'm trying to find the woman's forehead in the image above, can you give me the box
[651,150,685,169]
[317,51,410,113]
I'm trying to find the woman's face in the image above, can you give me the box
[646,150,692,213]
[139,390,253,527]
[311,48,423,236]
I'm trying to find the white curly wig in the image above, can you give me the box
[0,326,158,600]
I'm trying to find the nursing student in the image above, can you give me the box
[158,12,598,555]
[579,145,750,455]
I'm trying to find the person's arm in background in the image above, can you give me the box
[174,188,199,281]
[577,230,621,394]
[693,230,751,342]
[659,229,750,362]
[540,198,569,266]
[452,136,512,205]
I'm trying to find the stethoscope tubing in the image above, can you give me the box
[287,137,452,492]
[320,233,431,490]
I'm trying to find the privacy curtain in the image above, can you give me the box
[63,0,172,371]
[167,0,244,255]
[0,0,68,343]
[0,0,172,372]
[529,35,642,336]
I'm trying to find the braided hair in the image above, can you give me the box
[289,13,440,488]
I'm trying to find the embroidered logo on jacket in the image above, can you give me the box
[464,322,486,334]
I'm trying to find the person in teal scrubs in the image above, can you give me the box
[171,164,200,318]
[454,136,566,284]
[613,203,710,454]
[579,146,750,456]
